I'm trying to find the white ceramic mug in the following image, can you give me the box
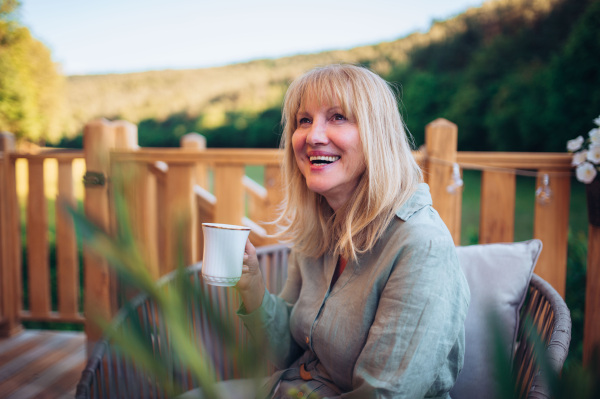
[201,223,251,286]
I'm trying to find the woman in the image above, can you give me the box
[236,64,470,398]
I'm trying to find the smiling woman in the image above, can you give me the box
[234,64,470,398]
[277,64,423,259]
[291,102,365,211]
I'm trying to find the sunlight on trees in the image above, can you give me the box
[0,0,64,143]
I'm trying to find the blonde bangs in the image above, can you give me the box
[283,67,357,133]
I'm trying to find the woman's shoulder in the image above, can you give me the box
[390,183,454,244]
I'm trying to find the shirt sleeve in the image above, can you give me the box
[237,251,304,369]
[339,236,470,398]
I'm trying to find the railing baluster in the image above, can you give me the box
[479,170,516,243]
[56,158,80,318]
[27,157,51,317]
[164,162,196,274]
[533,170,570,297]
[214,163,245,226]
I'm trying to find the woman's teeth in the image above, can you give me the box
[309,155,340,165]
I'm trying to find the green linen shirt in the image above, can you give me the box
[238,183,470,398]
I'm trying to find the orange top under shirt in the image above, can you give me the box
[331,256,348,287]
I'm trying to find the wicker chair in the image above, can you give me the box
[514,274,571,399]
[75,244,571,399]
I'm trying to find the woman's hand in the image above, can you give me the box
[236,239,266,313]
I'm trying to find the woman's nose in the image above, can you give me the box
[306,120,328,145]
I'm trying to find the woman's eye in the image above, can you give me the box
[332,114,346,121]
[298,117,311,125]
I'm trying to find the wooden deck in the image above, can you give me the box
[0,330,86,399]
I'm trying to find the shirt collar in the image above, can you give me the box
[395,183,432,221]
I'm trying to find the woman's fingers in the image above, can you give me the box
[244,238,256,255]
[237,239,265,301]
[242,238,259,271]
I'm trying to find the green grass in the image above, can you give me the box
[245,165,264,185]
[460,170,588,245]
[460,169,588,364]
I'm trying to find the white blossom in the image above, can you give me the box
[587,145,600,164]
[572,150,588,166]
[590,128,600,144]
[567,135,584,152]
[568,113,600,183]
[576,162,598,184]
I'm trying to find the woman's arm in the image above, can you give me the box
[237,244,304,368]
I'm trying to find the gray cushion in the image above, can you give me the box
[450,239,542,399]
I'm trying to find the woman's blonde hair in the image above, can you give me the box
[276,64,422,260]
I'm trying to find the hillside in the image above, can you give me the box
[59,0,598,152]
[62,28,439,138]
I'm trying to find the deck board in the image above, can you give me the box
[0,330,86,399]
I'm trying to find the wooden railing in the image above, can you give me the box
[0,133,85,334]
[1,119,598,365]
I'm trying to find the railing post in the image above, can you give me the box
[112,121,159,279]
[181,133,208,188]
[584,223,600,365]
[181,133,208,261]
[112,121,163,303]
[425,119,461,244]
[0,132,23,337]
[83,119,115,352]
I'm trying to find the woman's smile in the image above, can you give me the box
[307,150,341,170]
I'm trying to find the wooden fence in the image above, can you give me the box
[0,119,598,364]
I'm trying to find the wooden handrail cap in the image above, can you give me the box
[85,118,111,127]
[112,120,136,129]
[181,132,206,148]
[426,118,457,128]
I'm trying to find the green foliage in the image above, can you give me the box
[0,0,18,18]
[64,185,268,397]
[0,0,65,143]
[565,231,588,365]
[393,0,598,151]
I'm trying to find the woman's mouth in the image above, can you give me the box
[309,155,340,165]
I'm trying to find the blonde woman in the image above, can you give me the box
[237,64,470,398]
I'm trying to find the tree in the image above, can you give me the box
[0,0,64,143]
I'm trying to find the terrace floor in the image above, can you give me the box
[0,329,86,399]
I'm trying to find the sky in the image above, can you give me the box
[19,0,488,76]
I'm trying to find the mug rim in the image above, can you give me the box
[202,223,251,231]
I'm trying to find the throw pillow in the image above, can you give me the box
[450,239,543,399]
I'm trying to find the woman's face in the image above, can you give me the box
[292,100,366,211]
